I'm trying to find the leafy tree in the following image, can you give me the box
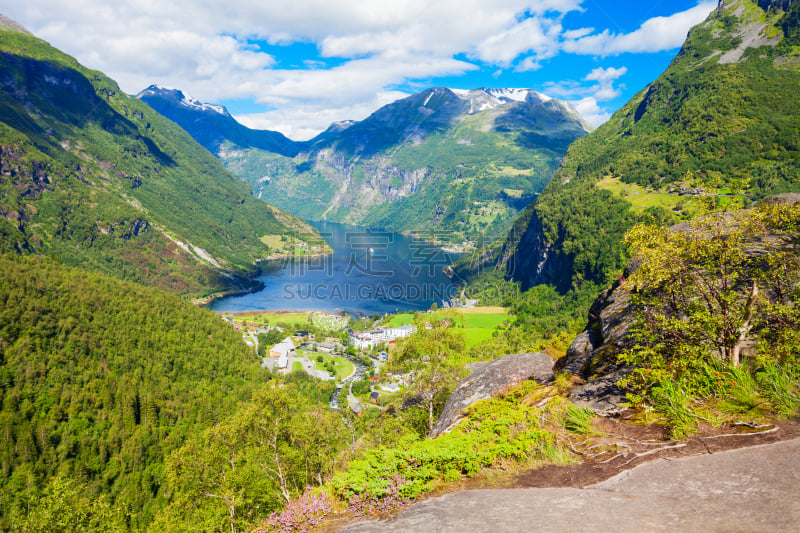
[392,312,466,435]
[163,385,347,531]
[620,202,800,391]
[11,477,128,533]
[166,414,266,533]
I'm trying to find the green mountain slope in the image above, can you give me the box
[496,0,800,294]
[197,87,591,248]
[0,22,324,298]
[0,253,265,529]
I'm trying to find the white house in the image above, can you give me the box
[270,337,296,369]
[350,324,417,349]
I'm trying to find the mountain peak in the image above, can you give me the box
[136,84,231,117]
[445,87,572,116]
[0,14,32,34]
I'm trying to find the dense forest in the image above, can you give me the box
[0,253,266,528]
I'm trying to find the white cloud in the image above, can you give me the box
[563,1,717,56]
[571,97,611,126]
[2,0,713,136]
[473,16,563,66]
[542,65,629,126]
[238,90,410,141]
[583,66,627,100]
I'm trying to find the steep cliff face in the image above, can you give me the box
[507,207,573,293]
[498,0,800,295]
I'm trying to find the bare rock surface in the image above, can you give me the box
[340,437,800,532]
[429,352,553,438]
[568,367,631,416]
[0,14,32,34]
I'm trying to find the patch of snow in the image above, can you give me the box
[449,88,555,110]
[423,92,434,107]
[486,88,530,103]
[180,93,228,116]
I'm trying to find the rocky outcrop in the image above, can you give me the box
[430,352,554,438]
[556,261,640,415]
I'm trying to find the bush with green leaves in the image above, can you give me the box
[330,382,586,507]
[619,202,800,436]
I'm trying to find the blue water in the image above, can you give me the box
[207,221,461,315]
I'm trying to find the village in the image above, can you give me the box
[221,311,417,414]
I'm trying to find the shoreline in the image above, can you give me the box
[226,309,349,317]
[193,249,335,307]
[192,283,264,307]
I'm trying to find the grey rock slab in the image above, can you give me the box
[340,437,800,533]
[430,352,554,437]
[568,366,631,416]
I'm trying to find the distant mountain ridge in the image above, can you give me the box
[141,84,591,246]
[0,19,323,297]
[137,85,300,157]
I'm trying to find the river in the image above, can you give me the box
[208,221,461,316]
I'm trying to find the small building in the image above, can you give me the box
[270,337,296,369]
[378,351,388,361]
[380,382,400,393]
[369,392,379,404]
[318,342,335,353]
[350,324,417,349]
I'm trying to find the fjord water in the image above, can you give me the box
[207,221,461,315]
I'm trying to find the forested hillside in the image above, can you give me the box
[0,23,324,298]
[492,0,800,294]
[0,253,268,528]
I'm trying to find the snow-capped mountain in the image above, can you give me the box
[137,85,231,117]
[135,83,592,245]
[136,85,299,157]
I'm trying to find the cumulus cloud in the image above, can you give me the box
[583,66,628,100]
[563,1,717,56]
[2,0,714,136]
[239,90,411,141]
[572,97,612,126]
[542,66,629,126]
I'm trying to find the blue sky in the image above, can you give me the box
[5,0,717,140]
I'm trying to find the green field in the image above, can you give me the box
[228,311,312,328]
[452,312,510,347]
[299,351,355,380]
[386,313,414,327]
[386,308,510,348]
[292,361,303,373]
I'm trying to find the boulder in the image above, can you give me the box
[557,329,599,377]
[430,352,554,438]
[568,366,631,416]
